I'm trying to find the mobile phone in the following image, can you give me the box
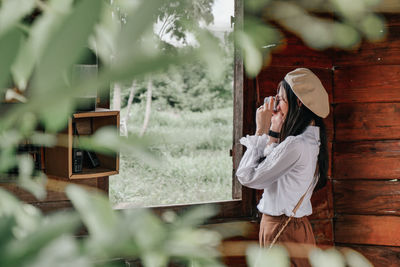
[264,96,278,112]
[273,96,278,112]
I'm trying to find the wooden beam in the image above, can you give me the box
[334,180,400,216]
[336,244,400,267]
[335,103,400,141]
[309,179,334,220]
[334,65,400,103]
[334,141,400,179]
[334,215,400,246]
[268,31,333,69]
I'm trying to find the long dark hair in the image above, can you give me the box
[279,80,328,191]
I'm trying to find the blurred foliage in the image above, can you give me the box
[240,0,387,76]
[0,0,386,266]
[0,185,223,267]
[120,53,233,112]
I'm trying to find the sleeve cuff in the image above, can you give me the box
[239,134,269,157]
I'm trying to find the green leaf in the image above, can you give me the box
[360,14,386,41]
[166,228,221,259]
[18,112,37,135]
[246,245,290,267]
[3,212,81,266]
[0,0,35,36]
[33,0,103,96]
[17,155,47,200]
[0,27,23,89]
[115,0,164,62]
[175,205,218,228]
[309,247,346,267]
[11,0,74,90]
[0,188,42,239]
[123,209,166,251]
[333,23,360,49]
[245,0,271,12]
[342,248,373,267]
[38,97,73,133]
[0,216,16,250]
[66,184,117,240]
[331,0,367,21]
[30,131,57,147]
[195,30,225,81]
[28,236,91,267]
[235,30,263,77]
[142,251,168,267]
[78,126,158,166]
[0,146,17,172]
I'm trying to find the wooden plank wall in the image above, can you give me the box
[236,14,400,266]
[332,14,400,266]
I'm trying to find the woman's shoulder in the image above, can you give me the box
[280,135,304,146]
[276,135,305,155]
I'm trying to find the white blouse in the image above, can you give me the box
[236,126,320,218]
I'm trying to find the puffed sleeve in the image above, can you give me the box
[236,136,303,189]
[235,134,275,185]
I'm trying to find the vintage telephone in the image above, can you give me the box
[72,122,100,173]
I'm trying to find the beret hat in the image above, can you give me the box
[284,68,330,118]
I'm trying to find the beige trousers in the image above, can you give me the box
[260,214,316,267]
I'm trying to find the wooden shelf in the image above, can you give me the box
[45,109,119,179]
[70,167,118,179]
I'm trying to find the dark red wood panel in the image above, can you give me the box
[334,15,400,66]
[334,180,400,215]
[311,219,334,246]
[310,179,334,220]
[269,31,333,69]
[97,176,109,194]
[335,103,400,141]
[337,244,400,267]
[243,75,257,135]
[334,65,400,103]
[327,141,333,178]
[334,140,400,179]
[325,114,334,143]
[334,215,400,246]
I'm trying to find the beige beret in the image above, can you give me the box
[284,68,330,118]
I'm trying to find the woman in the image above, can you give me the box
[236,68,329,266]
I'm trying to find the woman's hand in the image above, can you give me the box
[270,111,284,133]
[255,97,274,135]
[259,213,273,247]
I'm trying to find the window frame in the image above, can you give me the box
[114,0,257,222]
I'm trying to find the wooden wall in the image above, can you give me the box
[332,14,400,267]
[239,14,400,267]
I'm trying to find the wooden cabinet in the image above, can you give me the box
[45,109,119,179]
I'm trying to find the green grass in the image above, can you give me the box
[109,103,233,207]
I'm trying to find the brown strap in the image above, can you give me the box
[268,170,317,249]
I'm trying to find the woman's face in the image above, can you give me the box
[276,86,289,119]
